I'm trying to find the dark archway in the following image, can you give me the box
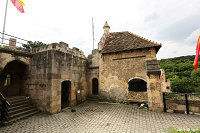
[128,78,147,92]
[61,81,71,109]
[92,78,98,95]
[0,60,28,98]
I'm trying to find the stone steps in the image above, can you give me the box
[7,96,26,101]
[6,96,39,122]
[9,103,32,112]
[9,110,39,122]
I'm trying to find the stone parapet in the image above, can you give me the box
[32,42,86,59]
[0,45,31,56]
[87,49,99,68]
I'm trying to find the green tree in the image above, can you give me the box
[171,77,195,93]
[22,41,46,50]
[191,68,200,93]
[159,55,200,93]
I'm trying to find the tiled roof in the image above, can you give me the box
[101,31,161,54]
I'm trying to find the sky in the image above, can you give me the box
[0,0,200,59]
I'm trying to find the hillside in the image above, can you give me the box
[159,55,200,93]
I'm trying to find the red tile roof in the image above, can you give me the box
[101,31,161,54]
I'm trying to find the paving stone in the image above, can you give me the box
[0,101,200,133]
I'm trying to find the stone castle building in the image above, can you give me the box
[0,22,170,114]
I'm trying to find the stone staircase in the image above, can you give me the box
[6,96,39,122]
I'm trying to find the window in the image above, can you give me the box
[128,78,147,92]
[4,74,11,86]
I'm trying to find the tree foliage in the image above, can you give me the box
[22,41,46,50]
[191,69,200,93]
[159,55,200,93]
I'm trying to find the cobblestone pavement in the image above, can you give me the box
[1,101,200,133]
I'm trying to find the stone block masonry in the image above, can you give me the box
[99,48,157,103]
[25,42,87,113]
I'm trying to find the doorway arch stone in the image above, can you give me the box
[0,60,28,97]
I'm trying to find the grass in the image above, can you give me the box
[166,127,200,133]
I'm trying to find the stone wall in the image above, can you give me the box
[25,43,87,113]
[0,47,31,98]
[87,49,99,95]
[32,42,85,58]
[99,48,157,102]
[165,93,200,114]
[128,91,148,102]
[0,41,168,113]
[0,48,31,70]
[24,50,53,112]
[147,74,163,111]
[50,50,87,113]
[160,69,171,92]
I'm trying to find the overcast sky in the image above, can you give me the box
[0,0,200,59]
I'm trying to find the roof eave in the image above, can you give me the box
[155,45,162,53]
[101,45,162,55]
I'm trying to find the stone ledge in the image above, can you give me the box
[0,46,32,57]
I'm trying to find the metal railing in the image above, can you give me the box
[0,32,28,48]
[0,92,10,122]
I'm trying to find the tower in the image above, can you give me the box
[103,21,110,35]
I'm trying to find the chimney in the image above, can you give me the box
[9,38,16,48]
[103,21,110,35]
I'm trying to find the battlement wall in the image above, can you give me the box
[32,42,85,58]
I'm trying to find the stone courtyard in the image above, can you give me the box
[0,101,200,133]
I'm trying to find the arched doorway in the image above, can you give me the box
[61,81,71,109]
[128,78,148,102]
[0,60,28,98]
[92,78,98,95]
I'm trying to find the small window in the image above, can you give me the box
[166,86,170,89]
[4,74,11,86]
[128,78,147,92]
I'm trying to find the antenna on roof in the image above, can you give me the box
[92,17,95,50]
